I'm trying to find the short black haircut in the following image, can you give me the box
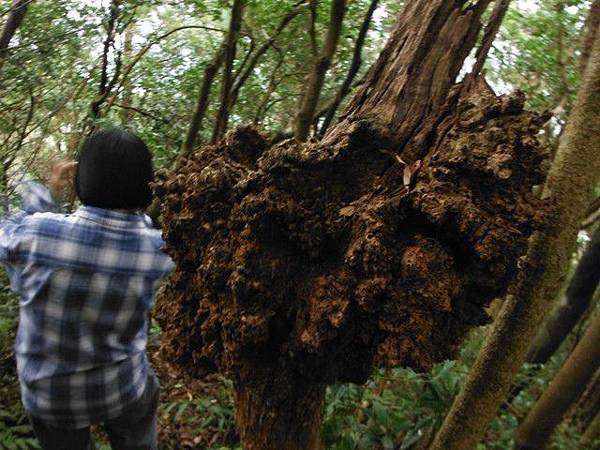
[75,128,154,210]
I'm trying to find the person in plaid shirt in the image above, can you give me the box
[0,129,174,450]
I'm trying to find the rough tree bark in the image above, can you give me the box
[0,0,29,76]
[514,311,600,449]
[430,27,600,450]
[294,0,346,141]
[212,0,244,144]
[153,1,552,449]
[525,226,600,365]
[470,0,511,77]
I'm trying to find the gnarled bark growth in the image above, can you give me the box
[154,1,547,449]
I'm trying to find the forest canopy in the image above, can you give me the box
[0,0,590,180]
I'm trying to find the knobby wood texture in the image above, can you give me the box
[431,28,600,450]
[154,1,548,449]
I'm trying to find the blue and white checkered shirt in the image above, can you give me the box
[0,181,173,428]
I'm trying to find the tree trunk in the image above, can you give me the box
[294,0,346,141]
[0,0,29,76]
[514,312,600,449]
[90,0,121,121]
[154,2,548,449]
[211,0,244,144]
[317,0,380,137]
[181,43,226,154]
[119,24,134,124]
[235,368,326,450]
[525,226,600,365]
[324,0,491,154]
[581,0,600,74]
[470,0,511,78]
[430,26,600,450]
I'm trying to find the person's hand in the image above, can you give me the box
[48,160,77,204]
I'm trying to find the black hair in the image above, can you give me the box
[75,128,154,210]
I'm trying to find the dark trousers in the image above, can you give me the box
[28,373,159,450]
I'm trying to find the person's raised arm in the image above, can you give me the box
[0,160,76,264]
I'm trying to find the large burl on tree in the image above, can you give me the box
[154,1,549,449]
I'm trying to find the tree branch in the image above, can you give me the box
[228,2,305,110]
[180,42,227,154]
[317,0,380,136]
[104,25,228,113]
[294,0,346,141]
[212,0,245,143]
[0,0,30,75]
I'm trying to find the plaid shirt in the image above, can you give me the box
[0,181,173,428]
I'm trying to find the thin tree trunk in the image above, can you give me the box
[514,312,600,449]
[470,0,511,78]
[211,0,244,143]
[317,0,380,137]
[0,0,29,76]
[180,43,227,154]
[581,0,600,74]
[525,227,600,365]
[430,28,600,450]
[294,0,346,141]
[308,0,318,57]
[90,0,121,120]
[252,53,285,125]
[119,24,134,124]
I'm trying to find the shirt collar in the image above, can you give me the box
[74,206,149,229]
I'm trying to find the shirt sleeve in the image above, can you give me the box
[0,181,58,264]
